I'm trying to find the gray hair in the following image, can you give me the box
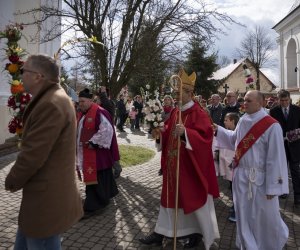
[27,54,60,82]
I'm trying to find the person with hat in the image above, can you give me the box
[77,88,119,219]
[139,69,220,249]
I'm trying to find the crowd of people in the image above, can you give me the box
[4,54,300,249]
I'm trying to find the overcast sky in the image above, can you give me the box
[210,0,296,59]
[62,0,297,84]
[207,0,297,84]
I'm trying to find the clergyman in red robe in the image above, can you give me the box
[139,69,220,249]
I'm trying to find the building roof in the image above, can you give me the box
[210,58,276,89]
[290,0,300,12]
[272,1,300,29]
[209,58,244,80]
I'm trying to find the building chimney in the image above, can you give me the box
[233,59,237,64]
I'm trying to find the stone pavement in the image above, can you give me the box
[0,127,300,250]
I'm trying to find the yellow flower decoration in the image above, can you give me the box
[54,36,104,60]
[87,36,104,45]
[8,64,19,73]
[12,80,21,86]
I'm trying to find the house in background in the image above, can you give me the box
[0,0,61,144]
[210,58,276,97]
[273,1,300,103]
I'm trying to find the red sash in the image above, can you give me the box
[234,116,277,168]
[78,103,99,185]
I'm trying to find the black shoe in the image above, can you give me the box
[183,234,200,249]
[139,232,163,246]
[280,194,288,199]
[158,169,163,176]
[228,211,236,223]
[114,168,122,179]
[113,161,122,179]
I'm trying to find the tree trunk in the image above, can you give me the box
[256,68,260,90]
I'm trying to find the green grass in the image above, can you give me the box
[119,144,155,168]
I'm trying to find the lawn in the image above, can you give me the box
[119,144,155,167]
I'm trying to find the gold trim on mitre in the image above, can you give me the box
[178,68,196,91]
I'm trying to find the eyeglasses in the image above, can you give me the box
[20,68,41,75]
[226,95,235,98]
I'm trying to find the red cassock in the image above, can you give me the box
[161,102,219,214]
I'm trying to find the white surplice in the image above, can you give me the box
[154,101,220,250]
[216,108,289,250]
[76,113,113,170]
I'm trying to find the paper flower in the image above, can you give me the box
[144,98,163,132]
[7,63,19,73]
[0,23,31,137]
[242,63,255,89]
[286,128,300,142]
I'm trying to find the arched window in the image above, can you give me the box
[286,38,297,88]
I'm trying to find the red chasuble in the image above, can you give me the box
[161,102,219,214]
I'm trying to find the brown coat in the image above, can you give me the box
[5,80,83,238]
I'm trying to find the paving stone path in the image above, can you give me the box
[0,127,299,249]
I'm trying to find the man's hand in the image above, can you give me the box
[212,123,218,134]
[266,195,275,200]
[174,124,185,137]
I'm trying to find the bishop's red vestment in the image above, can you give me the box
[161,102,219,214]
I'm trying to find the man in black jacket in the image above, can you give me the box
[133,95,144,130]
[97,86,115,119]
[208,94,223,125]
[270,89,300,206]
[116,94,127,132]
[220,91,240,127]
[97,87,122,179]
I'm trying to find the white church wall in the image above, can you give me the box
[0,0,61,144]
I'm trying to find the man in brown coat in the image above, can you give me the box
[5,54,83,249]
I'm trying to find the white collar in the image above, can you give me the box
[181,100,194,111]
[245,108,266,119]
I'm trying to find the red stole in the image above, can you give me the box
[234,115,277,168]
[78,103,99,185]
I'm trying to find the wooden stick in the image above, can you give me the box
[171,75,183,250]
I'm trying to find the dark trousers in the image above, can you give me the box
[289,160,300,201]
[135,115,142,129]
[130,119,135,129]
[117,113,127,129]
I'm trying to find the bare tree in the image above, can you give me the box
[236,26,276,90]
[19,0,238,98]
[217,55,231,68]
